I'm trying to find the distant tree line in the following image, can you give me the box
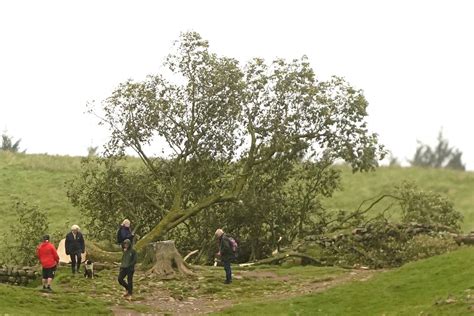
[1,132,24,153]
[409,130,465,171]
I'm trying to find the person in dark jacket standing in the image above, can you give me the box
[65,224,85,274]
[118,239,137,299]
[215,228,233,284]
[117,219,134,245]
[36,235,59,291]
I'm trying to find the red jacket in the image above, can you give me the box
[36,241,59,268]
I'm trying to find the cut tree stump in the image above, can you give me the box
[144,240,194,277]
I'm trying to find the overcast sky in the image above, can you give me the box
[1,0,473,169]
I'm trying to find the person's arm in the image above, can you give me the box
[54,248,60,264]
[80,234,85,253]
[65,234,70,255]
[221,237,231,255]
[130,249,137,267]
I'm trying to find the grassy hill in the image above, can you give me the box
[1,152,473,235]
[218,246,474,315]
[0,152,83,232]
[324,165,474,231]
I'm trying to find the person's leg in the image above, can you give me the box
[70,254,77,273]
[118,268,129,293]
[42,268,47,289]
[126,269,134,295]
[223,260,232,283]
[76,253,82,273]
[46,267,55,290]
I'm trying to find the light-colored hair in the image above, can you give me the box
[122,219,131,228]
[71,224,80,231]
[215,228,224,237]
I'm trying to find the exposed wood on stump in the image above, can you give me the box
[144,240,194,277]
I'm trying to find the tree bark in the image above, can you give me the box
[85,241,121,263]
[240,252,322,266]
[144,240,194,277]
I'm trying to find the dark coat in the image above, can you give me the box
[65,232,85,255]
[219,234,234,261]
[117,226,134,244]
[120,242,137,270]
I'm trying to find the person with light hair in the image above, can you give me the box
[215,228,235,284]
[117,219,134,245]
[65,224,85,274]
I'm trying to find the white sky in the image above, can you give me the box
[1,0,473,169]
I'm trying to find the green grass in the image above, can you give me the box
[217,246,474,315]
[0,279,110,315]
[1,152,473,233]
[0,152,84,233]
[323,166,474,231]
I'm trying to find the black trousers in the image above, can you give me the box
[70,252,82,273]
[118,267,134,295]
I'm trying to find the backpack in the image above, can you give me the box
[227,236,239,256]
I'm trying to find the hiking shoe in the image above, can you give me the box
[46,287,53,292]
[224,280,232,284]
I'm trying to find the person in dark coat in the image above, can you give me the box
[118,239,137,299]
[215,228,234,284]
[65,224,85,274]
[117,219,134,245]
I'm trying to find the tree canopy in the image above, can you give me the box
[73,32,385,252]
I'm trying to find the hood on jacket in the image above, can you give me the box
[122,239,132,248]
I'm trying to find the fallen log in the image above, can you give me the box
[239,252,322,267]
[183,250,199,262]
[454,234,474,245]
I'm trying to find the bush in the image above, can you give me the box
[0,201,49,265]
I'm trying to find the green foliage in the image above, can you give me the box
[1,132,24,153]
[0,201,49,265]
[398,181,463,229]
[309,183,463,268]
[67,157,168,240]
[82,31,384,248]
[409,130,465,171]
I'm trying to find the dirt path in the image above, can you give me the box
[112,268,380,316]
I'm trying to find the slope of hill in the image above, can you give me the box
[324,165,474,231]
[1,152,473,234]
[218,246,474,315]
[0,152,83,232]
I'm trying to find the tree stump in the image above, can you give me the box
[144,240,194,277]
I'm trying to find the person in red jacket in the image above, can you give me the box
[36,235,59,291]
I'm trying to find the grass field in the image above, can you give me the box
[1,152,474,235]
[217,246,474,315]
[1,247,473,315]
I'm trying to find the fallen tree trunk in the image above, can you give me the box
[239,252,322,267]
[454,234,474,245]
[143,240,194,277]
[183,250,199,262]
[85,241,121,263]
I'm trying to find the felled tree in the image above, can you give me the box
[85,32,384,274]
